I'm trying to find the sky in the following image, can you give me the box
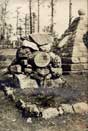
[2,0,87,37]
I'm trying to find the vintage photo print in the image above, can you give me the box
[0,0,88,131]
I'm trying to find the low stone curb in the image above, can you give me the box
[2,87,88,120]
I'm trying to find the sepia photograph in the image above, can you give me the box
[0,0,88,131]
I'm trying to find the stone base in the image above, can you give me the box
[13,74,38,89]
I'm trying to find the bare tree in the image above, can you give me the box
[32,12,36,33]
[51,0,54,34]
[16,7,21,36]
[37,0,40,33]
[0,0,9,39]
[69,0,72,27]
[29,0,32,34]
[24,14,28,36]
[48,0,57,35]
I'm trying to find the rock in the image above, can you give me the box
[45,74,52,80]
[16,47,33,59]
[25,104,40,117]
[4,87,14,95]
[61,104,74,114]
[24,67,32,74]
[42,108,59,119]
[51,55,62,68]
[50,67,62,77]
[13,74,38,89]
[27,64,32,68]
[22,40,39,51]
[58,107,64,115]
[17,48,25,59]
[26,104,39,113]
[10,94,16,101]
[73,102,88,113]
[16,99,26,109]
[1,68,8,74]
[9,64,22,74]
[4,87,16,101]
[4,87,15,101]
[49,52,56,59]
[36,68,50,77]
[26,117,32,123]
[29,34,53,46]
[40,43,52,52]
[30,72,44,81]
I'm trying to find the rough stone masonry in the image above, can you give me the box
[8,34,63,89]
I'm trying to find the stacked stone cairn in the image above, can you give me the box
[8,39,63,89]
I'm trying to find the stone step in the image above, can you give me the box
[62,57,88,64]
[71,63,88,70]
[63,69,88,74]
[62,63,88,73]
